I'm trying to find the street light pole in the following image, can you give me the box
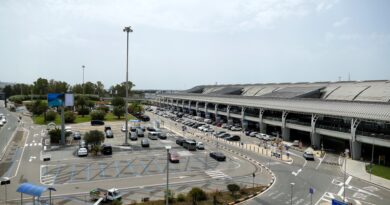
[82,65,85,95]
[165,146,171,205]
[123,26,133,146]
[290,182,295,205]
[344,149,349,203]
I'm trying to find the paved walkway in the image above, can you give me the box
[344,158,390,189]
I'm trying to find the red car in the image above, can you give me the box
[169,152,180,163]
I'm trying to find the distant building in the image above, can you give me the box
[158,80,390,162]
[0,90,5,100]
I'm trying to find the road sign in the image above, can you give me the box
[331,199,348,205]
[309,187,314,194]
[252,173,255,177]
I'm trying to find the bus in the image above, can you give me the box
[182,140,197,151]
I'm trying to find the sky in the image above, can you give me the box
[0,0,389,90]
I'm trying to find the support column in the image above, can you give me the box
[181,100,185,111]
[350,118,362,160]
[310,114,321,149]
[259,108,266,133]
[227,105,232,125]
[196,102,200,117]
[281,111,290,141]
[215,104,219,122]
[241,107,247,129]
[188,101,192,114]
[205,103,210,119]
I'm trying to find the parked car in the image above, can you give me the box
[176,138,186,146]
[292,140,300,147]
[226,135,241,141]
[136,128,144,137]
[196,142,205,150]
[210,152,226,161]
[303,148,315,160]
[148,132,159,140]
[218,133,231,139]
[230,126,242,131]
[158,132,167,139]
[91,120,104,126]
[104,126,112,132]
[141,139,150,147]
[105,129,114,138]
[101,144,112,155]
[79,140,87,148]
[73,131,81,140]
[249,132,258,137]
[130,132,138,141]
[214,131,226,137]
[147,127,156,132]
[169,152,180,163]
[77,147,88,157]
[183,140,197,151]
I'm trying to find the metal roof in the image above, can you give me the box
[159,94,390,122]
[16,183,48,197]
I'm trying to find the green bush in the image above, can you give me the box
[45,110,57,122]
[48,128,71,144]
[64,111,76,123]
[31,100,48,115]
[113,106,125,119]
[188,187,207,202]
[77,107,90,116]
[177,193,186,202]
[90,110,106,120]
[97,106,109,113]
[227,184,240,195]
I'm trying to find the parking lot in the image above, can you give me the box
[42,122,246,186]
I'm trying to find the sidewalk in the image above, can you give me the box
[344,158,390,189]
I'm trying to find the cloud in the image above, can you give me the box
[333,17,350,27]
[316,0,339,12]
[2,0,338,33]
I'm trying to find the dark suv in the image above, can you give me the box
[101,144,112,155]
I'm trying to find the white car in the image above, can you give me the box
[230,126,242,131]
[77,148,88,157]
[1,116,6,124]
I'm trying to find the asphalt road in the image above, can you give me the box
[152,108,390,205]
[0,101,19,161]
[2,113,271,205]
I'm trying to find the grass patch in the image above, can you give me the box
[33,112,136,125]
[366,164,390,180]
[136,186,265,205]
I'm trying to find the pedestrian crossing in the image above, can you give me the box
[205,170,230,179]
[25,142,42,147]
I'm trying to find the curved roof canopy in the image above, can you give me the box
[17,183,47,197]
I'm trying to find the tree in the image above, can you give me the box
[84,130,104,146]
[48,79,69,93]
[111,97,125,107]
[31,100,48,115]
[90,110,106,120]
[227,184,240,196]
[76,96,88,117]
[48,128,71,144]
[64,111,76,123]
[96,81,105,97]
[109,81,135,97]
[33,78,49,95]
[113,106,125,119]
[128,102,143,114]
[45,110,57,122]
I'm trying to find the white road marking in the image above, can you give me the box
[337,187,344,196]
[205,170,230,179]
[29,156,36,162]
[292,168,302,176]
[315,153,325,170]
[345,176,352,185]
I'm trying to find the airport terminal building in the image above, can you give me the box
[157,80,390,161]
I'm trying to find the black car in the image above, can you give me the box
[140,115,150,122]
[101,144,112,155]
[226,135,240,141]
[176,138,186,146]
[147,127,156,132]
[158,133,167,139]
[73,131,81,140]
[210,152,226,161]
[91,120,104,126]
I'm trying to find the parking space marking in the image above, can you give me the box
[205,170,230,179]
[115,161,120,176]
[69,164,76,182]
[86,164,90,180]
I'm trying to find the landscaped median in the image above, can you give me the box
[131,185,267,205]
[33,112,137,125]
[366,164,390,180]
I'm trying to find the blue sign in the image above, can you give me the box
[47,93,64,107]
[309,187,314,194]
[332,199,348,205]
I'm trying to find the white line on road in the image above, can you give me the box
[337,187,344,196]
[292,168,302,176]
[345,176,352,185]
[315,153,326,170]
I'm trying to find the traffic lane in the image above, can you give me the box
[0,107,19,156]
